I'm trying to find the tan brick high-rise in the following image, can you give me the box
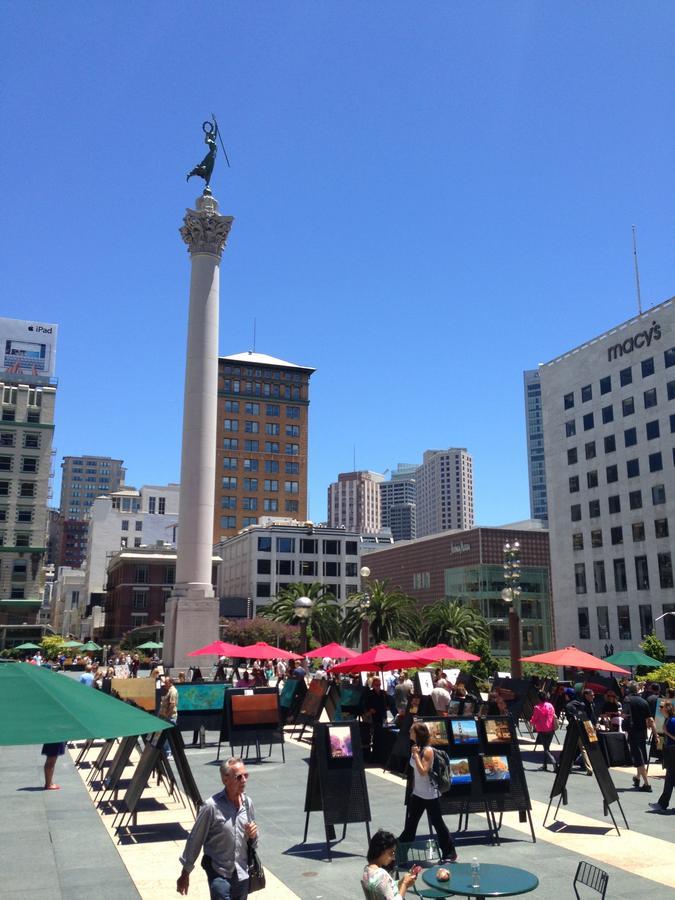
[214,352,315,542]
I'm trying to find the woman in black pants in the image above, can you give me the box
[398,721,457,862]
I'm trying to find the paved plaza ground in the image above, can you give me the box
[1,721,672,900]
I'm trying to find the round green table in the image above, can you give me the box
[422,863,539,899]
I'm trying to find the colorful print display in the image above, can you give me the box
[328,725,353,759]
[482,755,510,781]
[231,692,279,726]
[484,718,512,743]
[424,720,448,747]
[449,758,471,784]
[176,683,226,711]
[450,718,479,744]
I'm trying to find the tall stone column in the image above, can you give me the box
[163,192,233,669]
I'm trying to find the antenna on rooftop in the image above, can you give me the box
[252,318,256,352]
[632,225,642,315]
[353,444,356,472]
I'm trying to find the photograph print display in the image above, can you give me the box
[449,758,472,784]
[417,671,434,696]
[231,692,279,726]
[482,755,510,781]
[328,725,353,759]
[484,718,512,744]
[450,718,479,745]
[583,720,598,743]
[425,719,449,747]
[447,700,461,717]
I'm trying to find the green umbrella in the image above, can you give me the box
[136,641,163,650]
[61,640,84,649]
[0,663,171,745]
[12,642,42,651]
[80,641,102,652]
[604,650,663,669]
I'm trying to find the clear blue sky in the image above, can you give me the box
[1,2,672,524]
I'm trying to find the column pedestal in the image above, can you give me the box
[163,593,219,670]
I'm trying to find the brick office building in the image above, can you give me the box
[215,352,315,543]
[363,523,553,658]
[101,544,220,640]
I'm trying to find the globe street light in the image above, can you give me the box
[294,595,313,655]
[502,540,523,679]
[359,566,372,653]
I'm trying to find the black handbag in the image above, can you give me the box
[245,796,265,893]
[247,842,265,893]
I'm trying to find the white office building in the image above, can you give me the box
[215,520,364,614]
[415,448,474,538]
[540,296,675,657]
[82,484,179,614]
[327,470,384,533]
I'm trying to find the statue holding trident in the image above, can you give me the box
[186,115,229,192]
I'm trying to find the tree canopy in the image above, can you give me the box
[341,579,419,645]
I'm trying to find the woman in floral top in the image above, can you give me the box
[362,829,418,898]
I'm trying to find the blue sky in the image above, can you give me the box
[1,2,672,524]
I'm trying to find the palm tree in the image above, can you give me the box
[341,579,420,645]
[419,598,488,648]
[259,582,341,645]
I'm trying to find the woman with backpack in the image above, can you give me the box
[530,690,558,771]
[398,721,457,862]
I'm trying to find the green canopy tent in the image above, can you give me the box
[136,641,163,650]
[0,663,171,746]
[61,640,84,649]
[12,642,42,651]
[604,650,663,670]
[80,641,102,652]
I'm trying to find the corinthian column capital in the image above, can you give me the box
[179,193,234,258]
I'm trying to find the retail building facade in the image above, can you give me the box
[540,297,675,657]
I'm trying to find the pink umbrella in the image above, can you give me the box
[329,644,428,675]
[305,642,360,660]
[235,641,297,660]
[187,640,243,657]
[520,646,631,675]
[413,643,480,663]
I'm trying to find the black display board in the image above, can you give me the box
[99,735,141,803]
[293,680,330,740]
[279,677,307,725]
[456,672,482,701]
[118,739,164,827]
[323,682,341,722]
[395,715,534,844]
[545,718,628,836]
[166,727,203,816]
[219,686,285,763]
[87,738,117,786]
[492,677,539,722]
[302,721,371,860]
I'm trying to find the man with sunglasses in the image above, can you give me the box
[177,757,258,898]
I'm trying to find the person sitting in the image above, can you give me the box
[598,690,622,731]
[236,670,252,688]
[362,829,418,899]
[364,677,389,726]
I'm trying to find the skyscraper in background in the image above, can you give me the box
[415,448,474,538]
[379,463,417,541]
[524,369,548,522]
[327,470,385,533]
[56,456,125,568]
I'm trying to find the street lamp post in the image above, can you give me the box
[359,566,372,652]
[502,541,522,679]
[294,595,313,655]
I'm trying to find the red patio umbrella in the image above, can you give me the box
[329,644,428,675]
[305,642,360,660]
[520,646,630,675]
[413,643,480,663]
[187,640,243,657]
[234,641,297,661]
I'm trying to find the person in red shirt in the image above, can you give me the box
[530,691,557,771]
